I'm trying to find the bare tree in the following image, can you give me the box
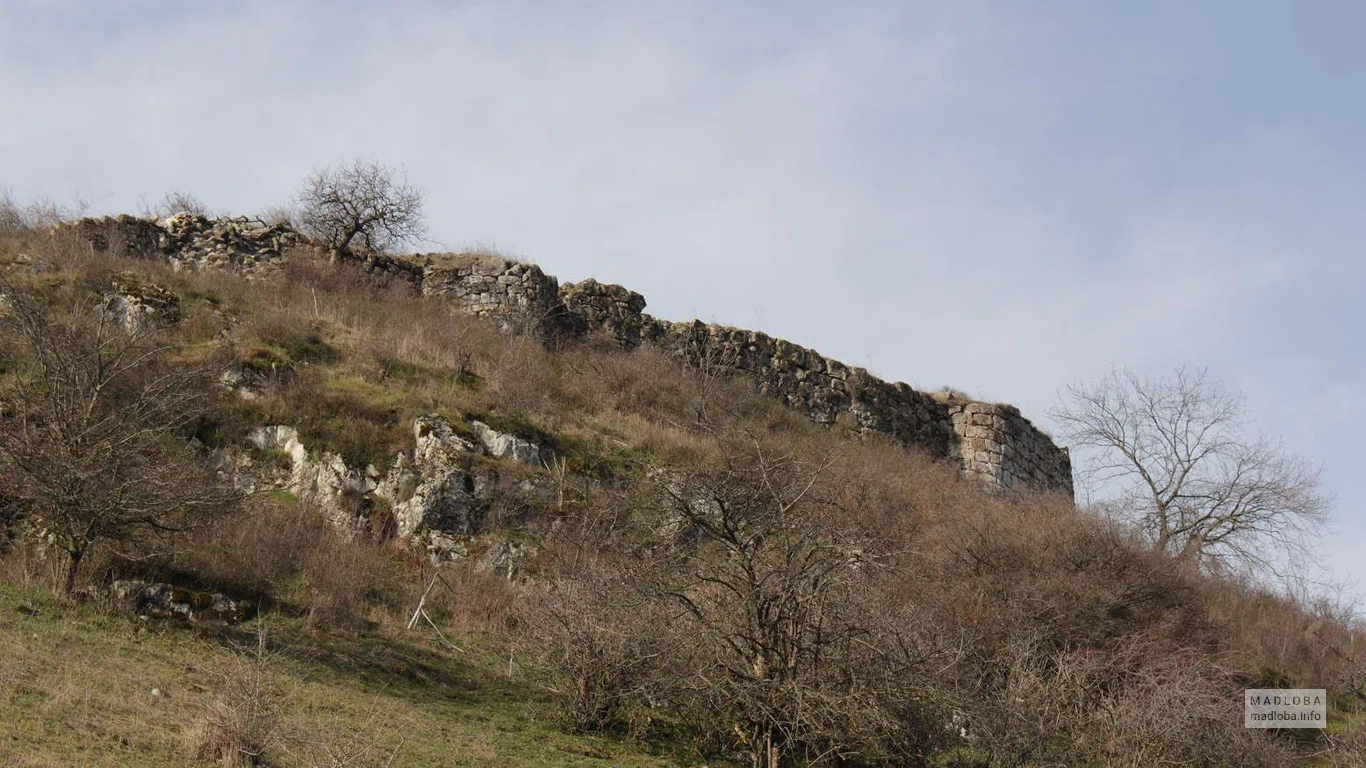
[1051,367,1328,575]
[295,160,426,255]
[0,276,239,591]
[141,190,211,219]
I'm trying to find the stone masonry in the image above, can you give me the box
[934,395,1073,493]
[64,213,1073,497]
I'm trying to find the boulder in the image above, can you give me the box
[471,421,542,466]
[96,580,252,625]
[104,274,182,335]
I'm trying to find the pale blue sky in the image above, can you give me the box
[3,1,1362,600]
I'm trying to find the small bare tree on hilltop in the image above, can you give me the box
[1051,366,1328,577]
[295,159,427,256]
[140,189,211,219]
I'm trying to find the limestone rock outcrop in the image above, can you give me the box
[242,415,506,563]
[377,415,487,545]
[104,274,182,334]
[247,425,374,530]
[470,421,542,467]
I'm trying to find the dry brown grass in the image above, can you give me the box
[145,499,404,630]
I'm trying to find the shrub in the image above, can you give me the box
[191,631,284,767]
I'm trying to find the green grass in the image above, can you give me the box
[0,582,695,767]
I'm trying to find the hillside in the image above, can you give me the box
[0,210,1363,767]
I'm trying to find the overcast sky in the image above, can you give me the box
[3,1,1362,601]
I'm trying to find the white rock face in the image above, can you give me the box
[471,420,542,466]
[103,277,182,335]
[375,415,484,542]
[247,425,371,529]
[413,414,477,462]
[248,425,308,465]
[245,416,500,563]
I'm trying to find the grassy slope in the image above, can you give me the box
[0,582,690,768]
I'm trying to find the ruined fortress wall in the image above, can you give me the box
[560,279,648,349]
[415,253,563,335]
[936,398,1073,494]
[536,282,1072,498]
[643,319,954,453]
[638,319,1072,496]
[65,214,1073,497]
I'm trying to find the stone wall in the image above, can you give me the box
[934,395,1073,495]
[64,213,1073,497]
[569,288,1072,497]
[637,319,1071,496]
[65,213,302,276]
[644,319,954,453]
[561,279,648,349]
[416,253,564,336]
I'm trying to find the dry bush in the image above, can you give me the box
[165,500,400,629]
[517,565,666,733]
[1324,718,1366,767]
[0,270,241,591]
[0,189,26,239]
[256,205,298,228]
[522,431,952,766]
[0,190,88,237]
[0,536,66,592]
[949,632,1297,768]
[524,420,1350,766]
[483,334,561,417]
[141,190,211,219]
[192,631,285,766]
[411,558,520,635]
[169,500,321,602]
[299,523,398,628]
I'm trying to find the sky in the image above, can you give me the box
[2,1,1362,601]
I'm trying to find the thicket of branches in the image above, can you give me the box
[518,419,1342,767]
[0,272,238,591]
